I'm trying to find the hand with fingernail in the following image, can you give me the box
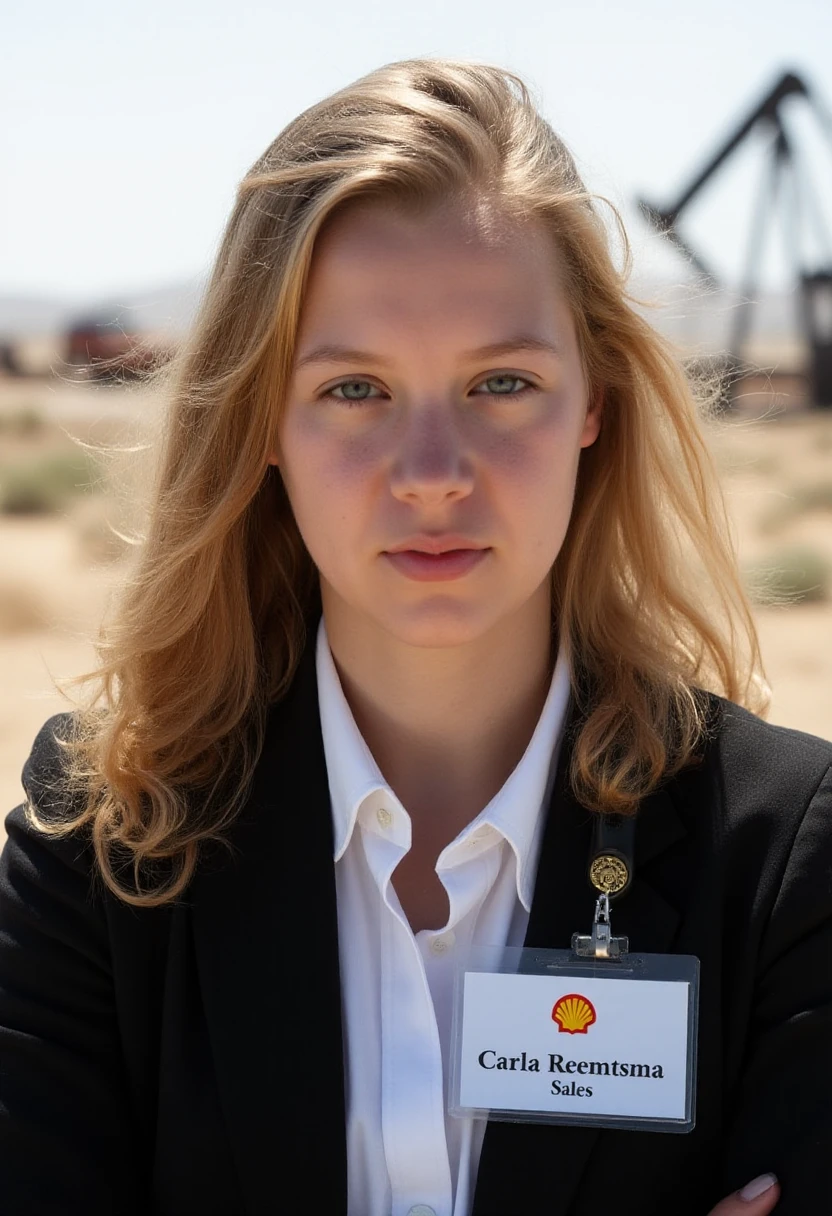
[707,1174,780,1213]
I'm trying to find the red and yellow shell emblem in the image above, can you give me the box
[552,993,597,1034]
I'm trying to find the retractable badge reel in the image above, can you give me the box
[449,814,700,1133]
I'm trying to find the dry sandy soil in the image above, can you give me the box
[1,378,831,837]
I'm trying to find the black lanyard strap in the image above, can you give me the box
[588,812,635,901]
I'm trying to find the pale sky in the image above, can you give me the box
[4,0,832,302]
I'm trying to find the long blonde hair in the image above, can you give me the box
[28,57,766,906]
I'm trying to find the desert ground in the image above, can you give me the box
[1,375,831,836]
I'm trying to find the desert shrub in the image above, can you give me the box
[0,451,101,515]
[758,481,832,534]
[743,546,831,605]
[793,482,832,512]
[0,405,45,436]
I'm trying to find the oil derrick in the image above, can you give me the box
[639,71,832,409]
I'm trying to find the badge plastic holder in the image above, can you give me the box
[449,924,699,1134]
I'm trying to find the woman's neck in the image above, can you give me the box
[321,585,555,851]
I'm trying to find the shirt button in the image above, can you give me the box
[408,1207,437,1216]
[430,932,455,955]
[376,806,393,829]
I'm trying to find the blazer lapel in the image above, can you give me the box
[190,632,347,1215]
[473,703,688,1216]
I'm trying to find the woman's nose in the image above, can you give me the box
[387,405,475,506]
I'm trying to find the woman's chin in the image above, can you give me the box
[369,602,507,651]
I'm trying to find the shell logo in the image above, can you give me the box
[552,993,597,1034]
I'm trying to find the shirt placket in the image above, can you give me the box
[431,843,504,1214]
[379,871,453,1216]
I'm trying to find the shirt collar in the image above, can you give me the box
[465,643,570,909]
[316,618,391,863]
[315,616,572,910]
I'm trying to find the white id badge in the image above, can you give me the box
[449,945,699,1133]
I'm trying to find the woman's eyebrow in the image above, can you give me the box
[292,335,562,372]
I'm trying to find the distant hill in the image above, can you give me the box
[0,295,77,339]
[94,278,208,337]
[0,274,807,367]
[0,277,207,341]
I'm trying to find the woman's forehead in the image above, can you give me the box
[312,194,557,266]
[296,199,573,351]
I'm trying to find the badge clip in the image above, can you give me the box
[571,892,629,960]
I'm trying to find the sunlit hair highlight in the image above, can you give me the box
[28,57,767,905]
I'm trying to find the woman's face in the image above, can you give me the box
[274,198,602,650]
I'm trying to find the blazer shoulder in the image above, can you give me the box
[22,710,83,799]
[691,693,832,839]
[708,694,832,777]
[3,711,95,880]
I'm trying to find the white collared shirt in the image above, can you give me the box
[316,618,571,1216]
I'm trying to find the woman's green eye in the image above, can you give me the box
[479,375,528,395]
[330,380,379,401]
[474,374,532,398]
[324,374,532,404]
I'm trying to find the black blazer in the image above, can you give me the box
[2,631,831,1216]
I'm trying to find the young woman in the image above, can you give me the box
[1,58,830,1216]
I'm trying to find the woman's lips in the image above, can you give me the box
[382,548,490,581]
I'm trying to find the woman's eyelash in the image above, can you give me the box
[321,375,536,403]
[323,381,385,403]
[471,375,536,398]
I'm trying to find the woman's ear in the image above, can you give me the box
[580,386,604,449]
